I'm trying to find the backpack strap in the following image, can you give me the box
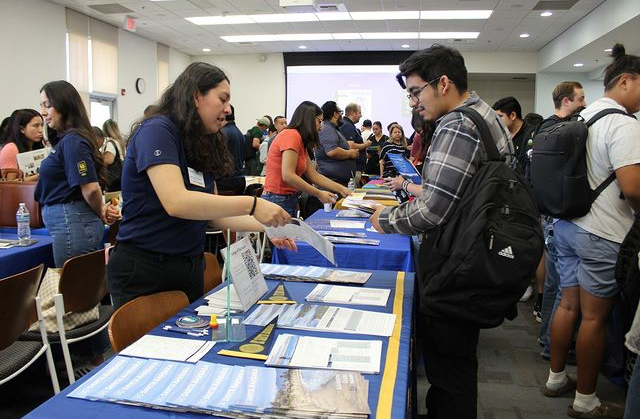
[456,106,502,162]
[586,108,637,202]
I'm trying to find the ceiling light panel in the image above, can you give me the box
[420,10,493,19]
[315,12,352,21]
[420,32,480,39]
[187,15,253,25]
[361,32,419,39]
[350,11,420,20]
[252,13,318,23]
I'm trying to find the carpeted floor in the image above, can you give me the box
[415,298,627,418]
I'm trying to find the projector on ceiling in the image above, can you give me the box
[279,0,346,13]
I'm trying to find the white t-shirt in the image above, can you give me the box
[361,129,373,142]
[573,97,640,243]
[259,139,268,176]
[101,138,125,161]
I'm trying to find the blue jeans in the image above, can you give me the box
[539,219,562,352]
[42,200,104,268]
[625,357,640,419]
[261,192,299,218]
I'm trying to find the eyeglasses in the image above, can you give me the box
[405,76,442,101]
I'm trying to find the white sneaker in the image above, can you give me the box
[519,285,533,302]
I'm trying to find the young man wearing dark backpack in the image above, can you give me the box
[542,45,640,419]
[371,44,543,419]
[536,81,586,360]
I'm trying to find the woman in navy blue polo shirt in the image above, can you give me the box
[36,81,120,268]
[107,62,294,308]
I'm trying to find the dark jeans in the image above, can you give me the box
[625,356,640,419]
[107,242,204,309]
[422,315,480,419]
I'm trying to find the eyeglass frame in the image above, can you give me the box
[403,75,443,101]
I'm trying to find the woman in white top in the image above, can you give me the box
[101,119,125,192]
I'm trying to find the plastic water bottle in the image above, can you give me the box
[348,178,355,192]
[16,203,31,245]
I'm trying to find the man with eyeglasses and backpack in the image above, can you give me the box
[371,44,543,419]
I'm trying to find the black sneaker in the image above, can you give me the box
[533,305,542,323]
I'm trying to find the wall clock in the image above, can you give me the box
[135,78,145,94]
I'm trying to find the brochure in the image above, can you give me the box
[266,334,383,374]
[387,153,422,185]
[325,236,380,246]
[335,209,370,218]
[259,263,372,285]
[244,303,396,337]
[264,218,336,265]
[16,147,51,176]
[305,284,390,307]
[68,356,371,418]
[316,231,367,238]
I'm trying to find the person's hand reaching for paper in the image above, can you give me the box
[383,176,404,191]
[271,237,297,251]
[253,198,292,227]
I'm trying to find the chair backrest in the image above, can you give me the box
[0,264,44,350]
[203,251,222,294]
[108,290,189,352]
[58,248,107,313]
[0,168,24,181]
[0,181,43,227]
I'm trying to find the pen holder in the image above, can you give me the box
[211,315,246,342]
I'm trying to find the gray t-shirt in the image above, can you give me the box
[315,121,356,183]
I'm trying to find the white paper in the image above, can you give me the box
[329,220,366,229]
[221,237,268,311]
[244,303,396,337]
[119,335,214,363]
[266,334,383,374]
[306,284,390,307]
[259,263,372,284]
[16,147,51,176]
[264,218,336,265]
[203,284,243,311]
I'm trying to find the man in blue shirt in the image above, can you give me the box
[339,103,370,186]
[218,105,246,195]
[315,101,359,186]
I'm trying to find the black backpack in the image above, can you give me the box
[615,214,640,325]
[417,107,543,328]
[104,139,123,192]
[530,109,635,218]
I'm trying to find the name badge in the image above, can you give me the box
[187,167,205,187]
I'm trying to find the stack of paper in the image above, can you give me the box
[260,264,372,284]
[244,303,396,337]
[266,334,383,374]
[325,236,380,246]
[119,335,214,363]
[305,284,391,307]
[329,220,366,229]
[195,284,243,316]
[68,356,371,418]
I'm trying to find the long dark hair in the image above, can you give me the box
[604,44,640,90]
[287,101,321,152]
[40,80,106,184]
[143,62,232,176]
[1,109,45,153]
